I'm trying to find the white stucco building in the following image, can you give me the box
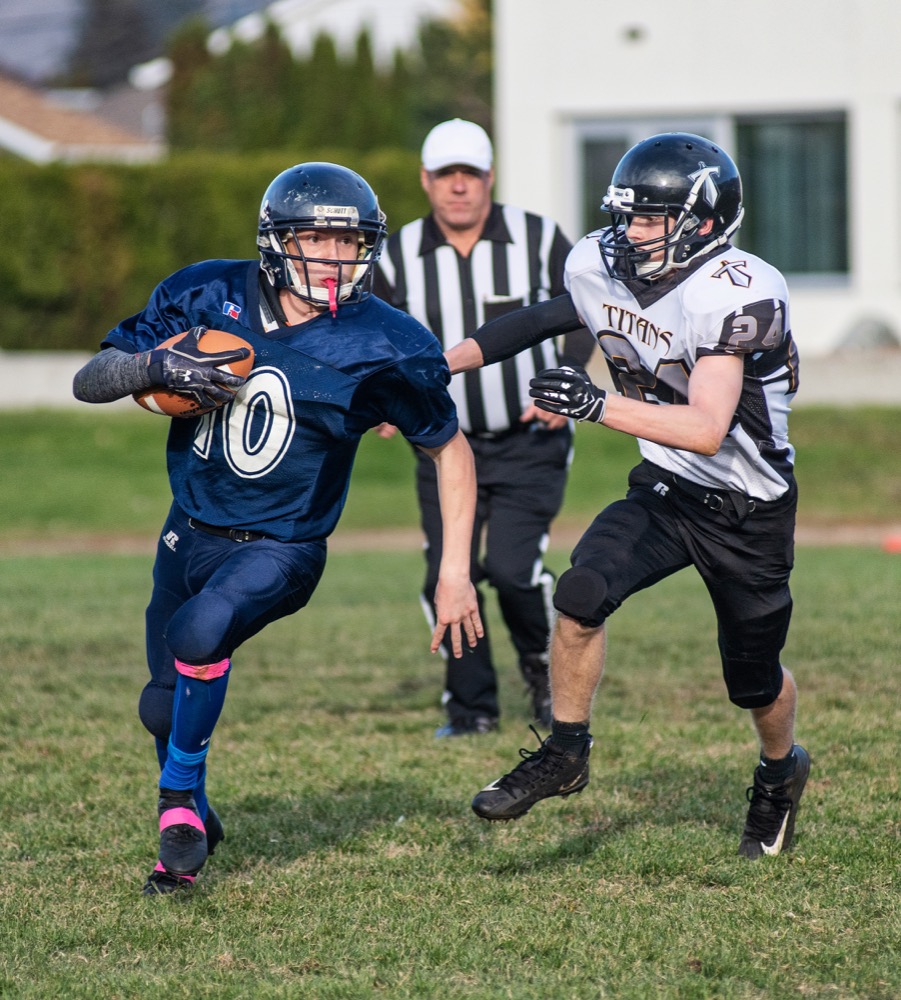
[493,0,901,357]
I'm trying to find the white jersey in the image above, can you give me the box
[565,232,799,500]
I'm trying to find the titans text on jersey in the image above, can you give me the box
[566,233,800,501]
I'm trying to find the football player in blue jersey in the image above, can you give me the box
[73,162,483,894]
[445,133,810,860]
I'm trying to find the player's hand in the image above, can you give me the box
[373,422,399,439]
[529,365,607,423]
[147,326,251,408]
[520,402,569,430]
[430,579,484,658]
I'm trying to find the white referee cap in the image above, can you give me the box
[421,118,493,172]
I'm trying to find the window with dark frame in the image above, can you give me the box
[735,113,848,276]
[578,113,848,277]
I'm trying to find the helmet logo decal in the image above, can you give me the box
[711,259,753,288]
[688,164,721,208]
[313,204,360,227]
[604,185,636,212]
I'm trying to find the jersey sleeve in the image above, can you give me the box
[364,347,459,449]
[102,273,195,354]
[691,254,792,359]
[697,297,790,358]
[101,260,251,354]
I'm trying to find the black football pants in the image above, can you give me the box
[416,424,572,723]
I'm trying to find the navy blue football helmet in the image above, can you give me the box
[257,162,387,308]
[599,133,744,281]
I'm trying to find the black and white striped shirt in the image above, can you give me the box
[374,203,593,435]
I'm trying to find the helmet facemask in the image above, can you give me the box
[259,211,384,316]
[261,223,381,315]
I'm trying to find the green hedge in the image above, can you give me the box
[0,149,428,351]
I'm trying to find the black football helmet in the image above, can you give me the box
[599,133,744,281]
[257,162,387,310]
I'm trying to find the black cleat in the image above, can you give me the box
[520,654,552,728]
[472,727,591,821]
[157,788,208,876]
[205,804,225,856]
[142,867,197,896]
[738,745,810,858]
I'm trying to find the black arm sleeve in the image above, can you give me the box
[559,327,597,368]
[72,347,154,403]
[471,293,583,366]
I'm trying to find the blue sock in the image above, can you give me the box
[193,763,209,821]
[160,667,230,792]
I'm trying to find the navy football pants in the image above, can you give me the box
[139,502,326,793]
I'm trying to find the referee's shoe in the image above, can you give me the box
[738,745,810,858]
[472,728,591,821]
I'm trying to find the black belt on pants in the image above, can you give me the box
[188,516,267,543]
[644,462,758,520]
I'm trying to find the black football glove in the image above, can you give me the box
[529,365,608,423]
[146,326,250,408]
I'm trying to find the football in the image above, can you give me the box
[133,329,255,417]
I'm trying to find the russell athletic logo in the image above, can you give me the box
[163,530,179,552]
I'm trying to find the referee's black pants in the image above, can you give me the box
[416,423,572,724]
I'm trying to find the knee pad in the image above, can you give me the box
[554,566,608,627]
[720,603,792,708]
[724,662,785,709]
[138,680,174,741]
[166,591,237,666]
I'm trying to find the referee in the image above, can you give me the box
[374,119,594,737]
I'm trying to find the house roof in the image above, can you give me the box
[0,73,163,164]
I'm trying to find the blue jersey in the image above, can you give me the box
[104,259,458,542]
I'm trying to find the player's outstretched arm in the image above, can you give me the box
[74,347,156,403]
[419,430,484,658]
[445,293,583,374]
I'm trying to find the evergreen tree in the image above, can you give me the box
[64,0,206,89]
[66,0,156,88]
[162,0,493,157]
[408,0,492,137]
[341,30,379,149]
[226,22,297,151]
[166,17,223,150]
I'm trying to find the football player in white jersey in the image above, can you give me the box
[445,133,809,859]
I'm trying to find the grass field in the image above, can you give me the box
[1,409,899,998]
[1,405,899,543]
